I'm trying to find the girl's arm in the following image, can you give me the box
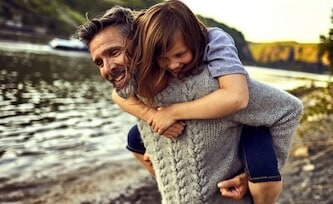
[112,90,185,138]
[112,90,155,122]
[148,73,249,134]
[148,27,249,134]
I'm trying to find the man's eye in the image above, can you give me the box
[95,60,103,68]
[108,49,121,57]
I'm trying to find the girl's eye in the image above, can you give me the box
[176,53,184,58]
[176,51,186,58]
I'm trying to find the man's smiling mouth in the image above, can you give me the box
[108,67,127,87]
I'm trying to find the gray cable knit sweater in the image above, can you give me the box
[137,67,303,204]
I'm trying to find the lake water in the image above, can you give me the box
[0,42,138,202]
[0,41,331,202]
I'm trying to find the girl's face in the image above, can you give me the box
[156,32,193,77]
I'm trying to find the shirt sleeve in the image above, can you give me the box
[204,27,248,78]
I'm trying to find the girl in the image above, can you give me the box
[121,0,302,203]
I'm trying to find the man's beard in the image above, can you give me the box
[106,66,136,98]
[106,66,128,88]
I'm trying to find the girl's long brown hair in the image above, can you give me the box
[126,0,208,104]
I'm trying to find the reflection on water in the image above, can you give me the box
[246,66,332,90]
[0,46,136,201]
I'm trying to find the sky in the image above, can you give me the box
[181,0,333,43]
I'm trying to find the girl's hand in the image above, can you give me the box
[161,121,186,138]
[148,106,179,134]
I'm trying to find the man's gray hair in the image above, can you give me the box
[76,6,134,45]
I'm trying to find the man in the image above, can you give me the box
[76,5,249,200]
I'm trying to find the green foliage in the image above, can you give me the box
[301,8,333,123]
[198,15,253,63]
[122,0,163,10]
[0,0,251,60]
[0,0,166,37]
[0,0,86,36]
[319,8,333,75]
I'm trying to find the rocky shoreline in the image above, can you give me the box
[22,159,159,204]
[103,116,333,204]
[25,88,333,204]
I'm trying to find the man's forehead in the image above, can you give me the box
[90,26,125,48]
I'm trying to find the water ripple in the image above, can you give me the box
[0,47,137,202]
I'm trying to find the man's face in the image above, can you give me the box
[89,26,128,88]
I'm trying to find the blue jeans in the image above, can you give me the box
[240,125,281,183]
[127,124,281,183]
[126,125,146,155]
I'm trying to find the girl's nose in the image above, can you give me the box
[168,62,180,69]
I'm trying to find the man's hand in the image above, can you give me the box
[217,172,248,200]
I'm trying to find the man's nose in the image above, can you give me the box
[104,59,116,72]
[99,60,114,77]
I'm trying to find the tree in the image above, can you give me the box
[302,9,333,123]
[319,8,333,75]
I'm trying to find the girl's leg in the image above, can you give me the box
[248,181,282,204]
[240,125,282,204]
[127,125,155,176]
[132,151,155,177]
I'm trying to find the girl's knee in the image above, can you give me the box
[249,181,282,204]
[249,181,282,194]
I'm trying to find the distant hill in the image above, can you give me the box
[249,42,329,73]
[0,0,328,73]
[198,16,254,64]
[0,0,253,63]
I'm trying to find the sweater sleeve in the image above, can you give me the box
[228,79,303,169]
[204,27,248,77]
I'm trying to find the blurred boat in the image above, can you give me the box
[49,38,88,51]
